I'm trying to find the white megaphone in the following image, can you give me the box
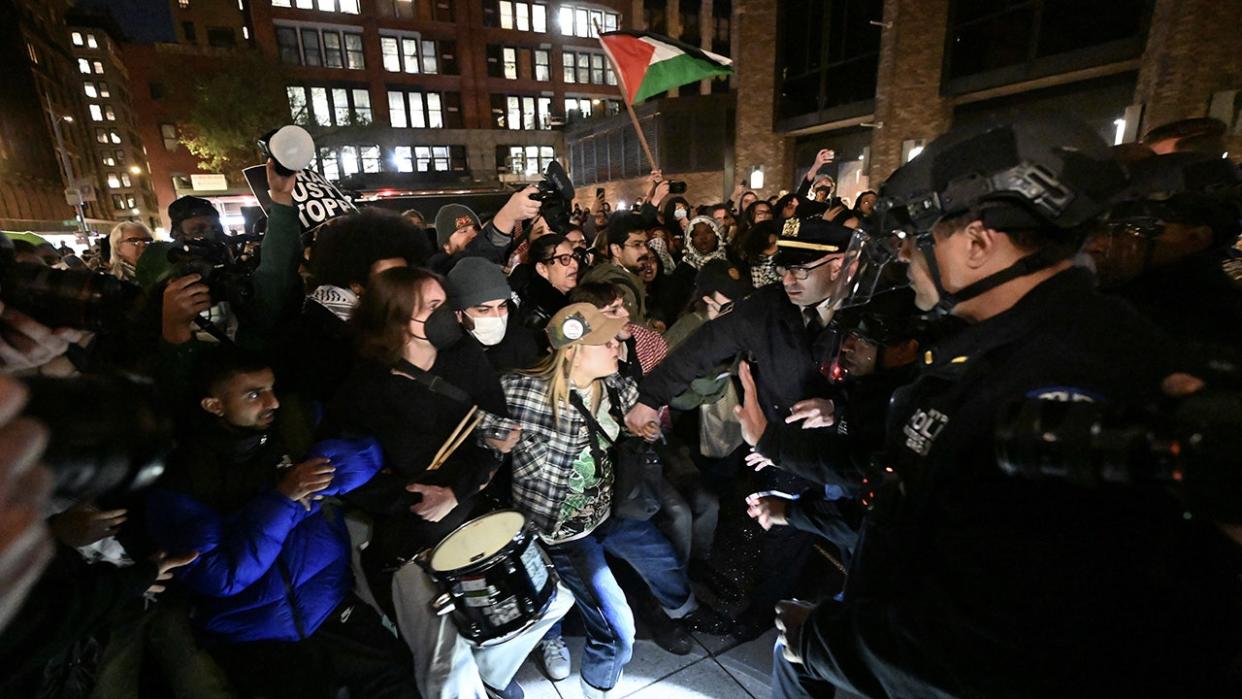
[258,125,315,176]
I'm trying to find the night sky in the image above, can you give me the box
[74,0,174,43]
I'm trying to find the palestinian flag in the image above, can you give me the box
[599,30,733,104]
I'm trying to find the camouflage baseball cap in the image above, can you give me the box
[546,302,626,350]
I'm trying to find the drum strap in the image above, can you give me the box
[392,359,472,405]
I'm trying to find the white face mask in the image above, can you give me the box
[469,314,509,346]
[673,208,688,220]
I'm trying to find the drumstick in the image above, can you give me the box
[429,412,482,472]
[427,406,481,471]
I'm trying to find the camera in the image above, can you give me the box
[23,375,172,504]
[0,235,142,332]
[528,160,575,235]
[166,238,257,309]
[996,388,1242,522]
[667,181,687,195]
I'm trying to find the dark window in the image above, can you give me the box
[439,40,458,74]
[276,26,300,64]
[680,0,701,45]
[301,28,322,66]
[712,0,731,56]
[644,0,667,33]
[345,33,364,69]
[149,81,165,99]
[182,21,196,42]
[375,0,416,19]
[207,27,236,47]
[432,0,454,22]
[486,44,503,78]
[323,31,344,68]
[776,0,882,124]
[945,0,1152,83]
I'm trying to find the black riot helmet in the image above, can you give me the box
[863,112,1128,312]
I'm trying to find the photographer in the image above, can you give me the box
[428,187,542,275]
[774,114,1242,698]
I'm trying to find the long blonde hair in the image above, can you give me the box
[520,344,602,421]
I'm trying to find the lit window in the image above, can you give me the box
[340,145,358,176]
[93,61,104,74]
[107,173,121,188]
[332,88,350,125]
[426,93,442,128]
[99,82,110,97]
[179,0,190,7]
[71,32,83,46]
[559,7,572,35]
[89,104,103,121]
[516,1,529,31]
[319,147,340,180]
[109,130,122,144]
[532,3,546,32]
[402,38,419,73]
[506,96,520,130]
[311,87,331,126]
[352,88,372,124]
[394,145,413,172]
[421,39,437,74]
[345,33,364,69]
[534,49,549,81]
[102,154,116,167]
[409,93,425,128]
[339,0,359,12]
[591,54,604,84]
[590,10,603,37]
[105,105,116,121]
[502,47,517,79]
[287,86,308,123]
[272,0,291,5]
[360,145,381,173]
[604,12,617,32]
[562,52,575,83]
[86,34,98,49]
[78,58,91,74]
[575,9,587,37]
[381,37,400,71]
[243,26,250,39]
[388,91,407,127]
[499,0,513,29]
[121,173,132,187]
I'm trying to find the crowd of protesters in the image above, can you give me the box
[0,113,1241,699]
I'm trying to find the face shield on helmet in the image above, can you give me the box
[824,224,912,311]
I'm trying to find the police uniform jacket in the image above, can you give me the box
[798,267,1242,698]
[637,284,838,422]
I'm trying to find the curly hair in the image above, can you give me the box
[310,207,433,290]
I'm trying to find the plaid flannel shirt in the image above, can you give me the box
[501,372,638,538]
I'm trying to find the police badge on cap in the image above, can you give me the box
[774,216,855,266]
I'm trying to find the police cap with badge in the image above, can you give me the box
[773,216,856,267]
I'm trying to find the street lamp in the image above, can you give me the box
[129,165,142,175]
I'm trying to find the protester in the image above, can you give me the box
[502,303,729,698]
[107,222,153,281]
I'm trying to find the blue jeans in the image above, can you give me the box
[545,516,697,691]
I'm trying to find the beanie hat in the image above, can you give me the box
[168,196,219,238]
[435,204,481,248]
[447,257,512,310]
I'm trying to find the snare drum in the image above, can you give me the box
[423,509,557,647]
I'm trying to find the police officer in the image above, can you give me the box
[625,215,856,637]
[772,114,1242,698]
[1083,151,1242,352]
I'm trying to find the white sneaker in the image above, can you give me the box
[538,636,571,681]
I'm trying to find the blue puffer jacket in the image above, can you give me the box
[146,432,383,643]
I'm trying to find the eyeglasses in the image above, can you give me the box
[541,253,577,267]
[622,240,649,250]
[121,237,152,246]
[776,256,838,280]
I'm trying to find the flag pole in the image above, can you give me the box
[595,21,658,172]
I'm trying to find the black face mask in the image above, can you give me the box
[414,305,464,350]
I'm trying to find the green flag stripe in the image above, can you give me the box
[632,53,733,103]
